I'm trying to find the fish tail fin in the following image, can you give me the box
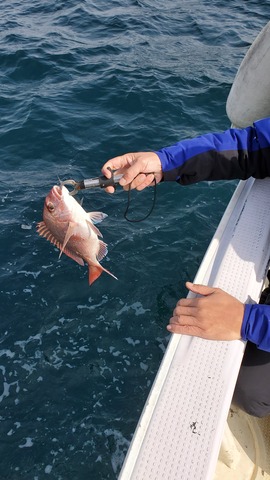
[89,265,103,285]
[88,264,118,285]
[102,266,118,282]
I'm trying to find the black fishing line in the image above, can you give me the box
[123,178,157,223]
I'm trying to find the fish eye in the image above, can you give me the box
[47,202,55,212]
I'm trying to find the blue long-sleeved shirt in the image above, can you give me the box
[156,117,270,184]
[241,304,270,351]
[155,117,270,351]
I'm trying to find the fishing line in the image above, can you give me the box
[123,178,157,223]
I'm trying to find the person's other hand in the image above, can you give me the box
[167,282,244,341]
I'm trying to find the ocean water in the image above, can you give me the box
[1,1,269,478]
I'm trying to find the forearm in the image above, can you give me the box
[156,117,270,185]
[241,304,270,351]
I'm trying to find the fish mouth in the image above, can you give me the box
[52,185,63,200]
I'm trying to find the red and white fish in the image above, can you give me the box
[37,184,117,285]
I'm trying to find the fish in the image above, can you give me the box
[37,184,117,285]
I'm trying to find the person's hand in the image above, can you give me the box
[167,282,244,341]
[101,152,163,193]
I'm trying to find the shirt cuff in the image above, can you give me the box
[241,303,270,351]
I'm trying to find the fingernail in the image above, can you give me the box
[167,325,172,331]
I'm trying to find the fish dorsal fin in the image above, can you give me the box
[37,221,84,266]
[88,212,107,224]
[97,240,108,262]
[86,219,102,238]
[37,221,61,248]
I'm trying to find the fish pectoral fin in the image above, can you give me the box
[86,219,103,238]
[88,212,107,224]
[59,221,77,258]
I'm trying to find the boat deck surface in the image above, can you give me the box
[119,177,270,480]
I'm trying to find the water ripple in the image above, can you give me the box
[0,0,269,478]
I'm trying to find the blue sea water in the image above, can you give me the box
[1,1,270,478]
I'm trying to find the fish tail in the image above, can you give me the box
[102,266,118,282]
[88,264,118,285]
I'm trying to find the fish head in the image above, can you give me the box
[43,184,73,224]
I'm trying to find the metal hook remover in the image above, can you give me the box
[61,171,123,196]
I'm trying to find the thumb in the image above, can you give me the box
[186,281,216,297]
[102,154,131,177]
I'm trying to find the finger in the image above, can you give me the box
[169,313,197,326]
[126,173,148,191]
[109,173,152,192]
[104,186,115,194]
[167,322,202,336]
[136,173,155,191]
[125,173,155,191]
[186,281,216,297]
[119,161,146,187]
[176,297,199,308]
[173,305,197,318]
[102,155,132,177]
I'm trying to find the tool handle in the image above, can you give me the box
[98,173,123,188]
[82,173,123,190]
